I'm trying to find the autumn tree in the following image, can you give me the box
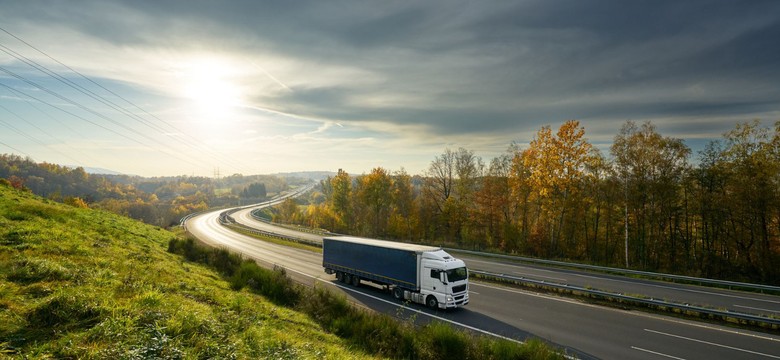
[355,167,393,237]
[515,120,598,257]
[474,152,515,250]
[328,169,352,232]
[612,121,690,270]
[388,168,416,240]
[421,148,483,246]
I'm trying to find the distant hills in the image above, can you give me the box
[71,166,125,175]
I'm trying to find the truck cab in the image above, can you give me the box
[420,250,469,309]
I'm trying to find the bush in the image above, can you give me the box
[168,237,564,360]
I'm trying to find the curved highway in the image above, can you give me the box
[187,203,780,360]
[231,205,780,320]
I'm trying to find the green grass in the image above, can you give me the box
[0,184,372,359]
[168,237,565,360]
[0,183,564,359]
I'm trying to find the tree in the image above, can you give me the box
[388,168,416,240]
[421,148,483,246]
[611,121,690,270]
[517,120,597,257]
[356,167,393,237]
[329,169,352,232]
[241,182,267,199]
[474,152,514,250]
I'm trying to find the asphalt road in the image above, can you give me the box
[231,206,780,320]
[187,207,780,359]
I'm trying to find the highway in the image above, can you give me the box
[188,205,780,359]
[231,206,780,320]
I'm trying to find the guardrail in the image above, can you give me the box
[449,248,780,294]
[472,270,780,331]
[200,189,779,331]
[218,212,323,248]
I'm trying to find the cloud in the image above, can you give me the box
[2,0,780,175]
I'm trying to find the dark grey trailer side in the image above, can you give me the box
[322,237,419,290]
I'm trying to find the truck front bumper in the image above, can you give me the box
[444,293,469,308]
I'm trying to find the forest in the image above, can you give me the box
[0,154,293,227]
[290,120,780,285]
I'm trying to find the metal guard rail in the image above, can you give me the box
[214,212,779,329]
[449,248,780,294]
[219,213,323,248]
[471,270,780,329]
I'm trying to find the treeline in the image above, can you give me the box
[293,120,780,284]
[0,154,291,227]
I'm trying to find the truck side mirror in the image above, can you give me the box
[440,272,448,285]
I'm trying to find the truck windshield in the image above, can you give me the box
[446,267,468,282]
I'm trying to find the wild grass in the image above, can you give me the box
[0,182,563,359]
[0,184,371,359]
[168,236,565,359]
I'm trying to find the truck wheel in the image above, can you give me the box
[426,295,438,309]
[392,287,404,300]
[351,275,360,286]
[336,272,344,282]
[343,273,352,284]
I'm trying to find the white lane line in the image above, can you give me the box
[467,255,780,305]
[513,271,568,282]
[645,329,780,359]
[469,291,480,295]
[631,346,686,359]
[572,273,780,305]
[270,266,580,358]
[734,304,780,314]
[473,282,780,343]
[466,258,564,274]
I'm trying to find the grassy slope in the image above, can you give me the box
[0,185,372,359]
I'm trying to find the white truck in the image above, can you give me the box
[322,236,469,309]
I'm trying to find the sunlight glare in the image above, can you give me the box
[179,57,244,122]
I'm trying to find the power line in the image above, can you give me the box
[0,65,209,169]
[0,103,86,165]
[0,79,205,169]
[0,25,257,174]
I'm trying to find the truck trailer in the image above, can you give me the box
[322,236,469,309]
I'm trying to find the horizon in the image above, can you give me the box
[1,1,779,177]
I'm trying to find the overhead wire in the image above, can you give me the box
[0,26,257,174]
[0,103,86,165]
[0,86,106,166]
[0,78,205,170]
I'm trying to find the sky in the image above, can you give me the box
[1,0,779,177]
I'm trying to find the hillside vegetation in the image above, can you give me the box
[0,183,372,359]
[0,182,562,359]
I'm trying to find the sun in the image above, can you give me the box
[178,57,244,122]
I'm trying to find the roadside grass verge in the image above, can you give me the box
[225,222,323,253]
[168,236,565,359]
[0,184,372,359]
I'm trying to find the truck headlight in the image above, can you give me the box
[446,296,453,302]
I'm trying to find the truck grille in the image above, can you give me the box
[453,284,467,293]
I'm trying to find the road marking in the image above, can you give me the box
[572,273,780,305]
[469,291,480,295]
[512,271,567,282]
[631,346,686,359]
[644,329,780,359]
[473,281,780,343]
[734,304,780,314]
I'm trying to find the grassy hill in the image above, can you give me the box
[0,183,562,359]
[0,184,372,359]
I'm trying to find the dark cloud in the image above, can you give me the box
[4,0,780,144]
